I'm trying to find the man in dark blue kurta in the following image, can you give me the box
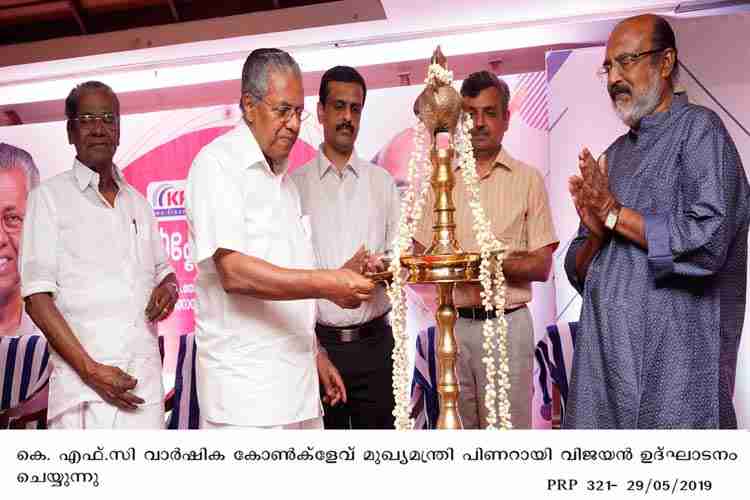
[565,14,749,428]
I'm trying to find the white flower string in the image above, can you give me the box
[388,62,511,430]
[387,120,431,430]
[424,63,453,87]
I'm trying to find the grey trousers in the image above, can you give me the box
[455,306,533,429]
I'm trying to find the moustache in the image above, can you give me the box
[336,122,354,132]
[608,83,631,100]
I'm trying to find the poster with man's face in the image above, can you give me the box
[0,143,38,338]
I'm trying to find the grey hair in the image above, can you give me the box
[65,81,120,120]
[239,48,302,109]
[0,143,40,190]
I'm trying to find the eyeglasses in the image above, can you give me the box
[260,99,310,123]
[1,211,23,235]
[597,48,667,78]
[71,112,118,128]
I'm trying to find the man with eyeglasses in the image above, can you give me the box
[292,66,400,429]
[414,71,558,429]
[186,49,375,429]
[21,81,179,429]
[565,14,749,428]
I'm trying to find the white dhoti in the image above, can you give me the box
[199,416,323,430]
[48,401,164,429]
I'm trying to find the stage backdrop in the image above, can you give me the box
[4,71,557,428]
[546,12,750,429]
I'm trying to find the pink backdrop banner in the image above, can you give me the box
[2,71,553,427]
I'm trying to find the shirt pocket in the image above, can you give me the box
[58,210,114,270]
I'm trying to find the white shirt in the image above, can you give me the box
[292,148,400,327]
[20,159,172,420]
[185,123,320,427]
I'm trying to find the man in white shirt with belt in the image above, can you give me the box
[293,66,400,429]
[186,49,375,430]
[21,81,178,429]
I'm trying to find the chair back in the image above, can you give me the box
[159,333,200,429]
[0,334,50,429]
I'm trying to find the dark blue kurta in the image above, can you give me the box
[564,94,749,428]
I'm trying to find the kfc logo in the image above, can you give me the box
[147,180,186,220]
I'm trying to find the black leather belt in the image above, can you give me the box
[316,313,390,343]
[457,304,526,321]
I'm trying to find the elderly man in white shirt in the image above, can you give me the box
[186,49,375,430]
[293,66,400,429]
[21,81,178,429]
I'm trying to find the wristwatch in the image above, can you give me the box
[604,205,621,231]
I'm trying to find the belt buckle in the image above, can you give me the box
[338,328,359,343]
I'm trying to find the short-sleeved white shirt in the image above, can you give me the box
[185,123,320,427]
[20,160,172,420]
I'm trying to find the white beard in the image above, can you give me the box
[612,68,664,128]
